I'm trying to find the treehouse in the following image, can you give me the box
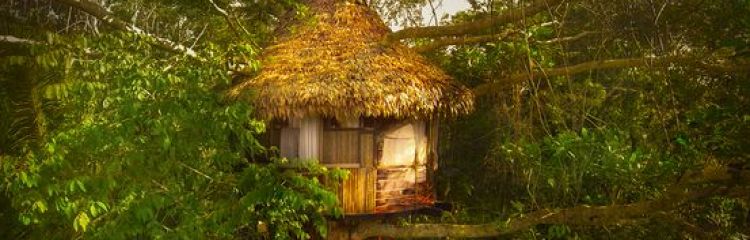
[228,0,473,215]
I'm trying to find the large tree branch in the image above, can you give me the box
[52,0,200,59]
[387,0,569,42]
[473,56,750,96]
[349,165,750,239]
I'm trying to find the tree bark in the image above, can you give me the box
[387,0,569,42]
[52,0,200,59]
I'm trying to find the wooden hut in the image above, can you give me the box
[228,0,473,215]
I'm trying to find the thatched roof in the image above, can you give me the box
[228,1,474,119]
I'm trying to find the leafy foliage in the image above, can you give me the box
[2,0,750,239]
[431,0,750,238]
[1,33,339,239]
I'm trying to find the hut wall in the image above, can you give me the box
[322,130,361,168]
[278,118,300,159]
[321,127,376,214]
[339,117,360,128]
[299,116,321,160]
[279,128,300,158]
[379,123,416,167]
[414,121,428,165]
[374,166,429,212]
[269,118,437,215]
[426,119,439,199]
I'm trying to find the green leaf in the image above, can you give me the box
[19,172,29,186]
[74,212,90,232]
[46,142,55,154]
[676,137,688,146]
[20,215,32,225]
[96,202,108,212]
[89,204,98,217]
[76,180,86,192]
[33,200,48,213]
[162,136,171,150]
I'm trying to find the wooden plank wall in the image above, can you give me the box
[320,121,437,215]
[325,131,376,214]
[361,132,376,212]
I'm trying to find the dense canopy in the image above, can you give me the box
[228,2,473,119]
[2,0,750,239]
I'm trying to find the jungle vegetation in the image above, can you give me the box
[1,0,749,239]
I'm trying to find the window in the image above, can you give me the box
[270,119,300,159]
[321,117,365,168]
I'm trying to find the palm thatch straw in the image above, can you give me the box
[228,1,474,119]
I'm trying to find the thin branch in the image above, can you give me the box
[539,31,598,44]
[190,24,208,49]
[52,0,200,59]
[427,0,439,26]
[208,0,250,38]
[178,162,214,182]
[208,0,229,17]
[387,0,571,42]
